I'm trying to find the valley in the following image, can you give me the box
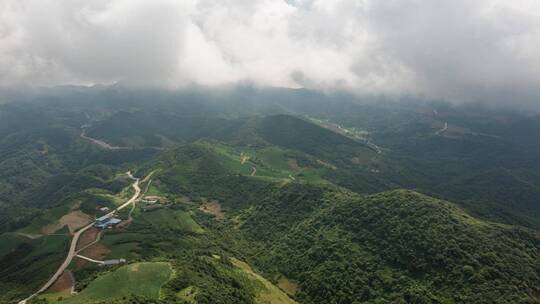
[2,1,540,302]
[0,87,538,304]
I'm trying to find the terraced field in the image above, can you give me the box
[198,141,329,184]
[52,262,172,304]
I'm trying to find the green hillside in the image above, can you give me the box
[1,88,540,304]
[0,234,69,303]
[77,105,540,227]
[145,144,540,304]
[56,262,172,304]
[230,187,540,303]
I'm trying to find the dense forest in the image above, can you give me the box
[0,87,539,304]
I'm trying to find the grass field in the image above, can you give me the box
[176,286,198,303]
[40,288,72,303]
[17,203,73,235]
[0,233,28,259]
[0,234,69,303]
[99,232,151,260]
[230,258,297,304]
[85,188,125,206]
[135,208,204,234]
[198,141,328,184]
[59,262,172,304]
[144,183,168,197]
[196,141,253,175]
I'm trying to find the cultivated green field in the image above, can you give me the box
[0,233,28,259]
[99,232,151,260]
[17,203,73,235]
[2,90,540,304]
[135,208,204,234]
[0,234,69,303]
[198,140,328,184]
[230,258,297,304]
[144,183,168,197]
[59,262,172,304]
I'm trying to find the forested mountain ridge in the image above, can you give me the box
[232,188,540,304]
[140,142,540,303]
[0,87,539,304]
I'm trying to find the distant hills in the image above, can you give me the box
[0,86,539,303]
[146,141,540,304]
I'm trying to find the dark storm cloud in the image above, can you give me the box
[1,0,539,106]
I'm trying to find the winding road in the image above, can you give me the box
[75,254,104,265]
[80,128,131,150]
[80,127,163,151]
[436,122,448,135]
[366,140,382,154]
[18,172,142,304]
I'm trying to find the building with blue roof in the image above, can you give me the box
[95,217,122,229]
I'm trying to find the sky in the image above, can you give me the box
[1,0,540,106]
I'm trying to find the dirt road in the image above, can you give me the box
[366,140,382,154]
[75,254,104,265]
[436,122,448,135]
[80,127,163,151]
[76,229,102,253]
[18,172,142,304]
[80,128,131,150]
[17,222,94,304]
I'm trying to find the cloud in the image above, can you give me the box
[0,0,192,85]
[1,0,540,106]
[366,0,540,104]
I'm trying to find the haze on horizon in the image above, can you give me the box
[1,0,540,108]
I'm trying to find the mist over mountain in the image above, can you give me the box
[2,0,540,109]
[1,2,540,304]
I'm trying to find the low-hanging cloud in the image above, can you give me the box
[1,0,540,106]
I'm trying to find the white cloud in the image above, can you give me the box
[1,0,540,105]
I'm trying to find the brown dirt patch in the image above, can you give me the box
[42,210,93,234]
[115,218,132,230]
[143,195,163,201]
[277,276,298,296]
[231,258,297,304]
[76,228,100,251]
[199,199,224,219]
[240,153,250,164]
[76,243,110,268]
[528,289,540,299]
[75,258,86,268]
[129,263,140,272]
[80,243,110,260]
[287,159,303,171]
[48,270,74,293]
